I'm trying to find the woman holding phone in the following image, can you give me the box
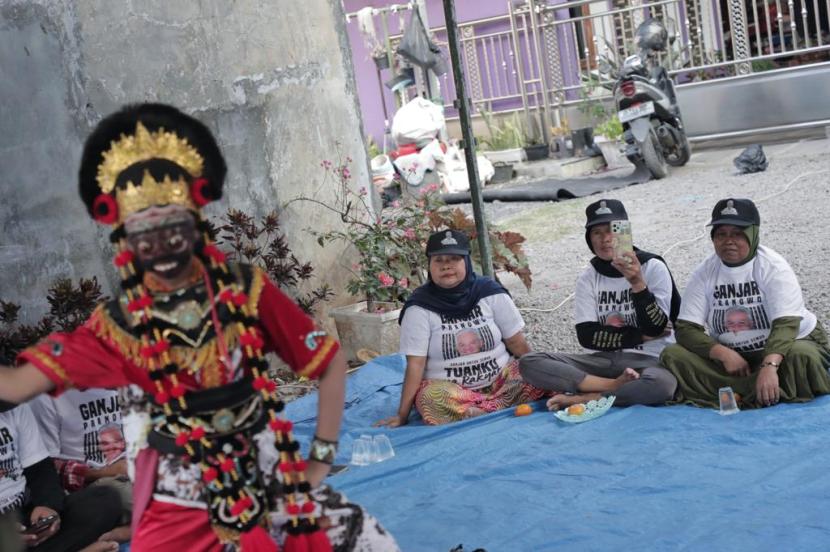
[519,198,680,409]
[0,403,122,552]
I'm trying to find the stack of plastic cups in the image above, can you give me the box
[350,434,395,466]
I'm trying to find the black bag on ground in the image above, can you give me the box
[397,10,447,75]
[733,144,769,174]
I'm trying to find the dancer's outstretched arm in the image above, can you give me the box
[0,362,55,404]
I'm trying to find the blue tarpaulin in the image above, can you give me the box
[286,355,830,551]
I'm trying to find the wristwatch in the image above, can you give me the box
[309,436,338,465]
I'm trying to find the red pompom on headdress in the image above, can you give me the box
[92,193,119,225]
[190,177,213,207]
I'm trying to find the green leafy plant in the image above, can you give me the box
[211,209,334,315]
[286,153,533,312]
[579,74,613,127]
[366,136,382,159]
[479,109,525,151]
[0,278,104,364]
[594,115,623,141]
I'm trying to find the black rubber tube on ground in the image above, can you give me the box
[441,162,652,204]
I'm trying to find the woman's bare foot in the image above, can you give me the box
[546,393,601,411]
[79,541,119,552]
[98,525,131,543]
[613,367,639,389]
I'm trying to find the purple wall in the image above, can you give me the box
[344,0,520,147]
[344,0,579,146]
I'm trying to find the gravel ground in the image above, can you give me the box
[479,137,830,354]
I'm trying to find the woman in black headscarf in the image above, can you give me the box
[375,229,544,426]
[519,198,680,410]
[660,198,830,408]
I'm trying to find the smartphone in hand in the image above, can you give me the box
[610,220,633,261]
[23,514,58,535]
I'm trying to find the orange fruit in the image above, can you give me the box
[567,404,586,416]
[514,403,533,416]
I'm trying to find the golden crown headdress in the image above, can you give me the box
[92,122,208,224]
[96,122,204,194]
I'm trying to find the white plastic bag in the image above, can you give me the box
[391,97,445,147]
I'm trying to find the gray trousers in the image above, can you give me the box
[519,351,677,406]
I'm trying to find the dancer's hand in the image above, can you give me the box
[305,460,331,489]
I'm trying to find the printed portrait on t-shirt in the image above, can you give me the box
[79,394,125,466]
[725,307,754,334]
[455,329,484,356]
[710,281,770,352]
[99,424,126,464]
[434,306,504,387]
[604,311,626,328]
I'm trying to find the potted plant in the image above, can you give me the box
[478,109,526,165]
[285,153,533,361]
[370,44,391,70]
[522,115,550,161]
[576,75,611,157]
[549,118,571,159]
[593,115,628,169]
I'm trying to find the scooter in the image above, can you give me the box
[612,18,690,179]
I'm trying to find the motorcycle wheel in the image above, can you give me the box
[667,133,691,167]
[641,130,669,179]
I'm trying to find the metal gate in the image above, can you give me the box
[445,0,830,138]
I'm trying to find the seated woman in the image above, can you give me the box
[660,198,830,408]
[375,229,544,426]
[519,199,679,410]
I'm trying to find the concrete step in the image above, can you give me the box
[513,155,607,179]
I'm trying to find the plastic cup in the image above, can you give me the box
[373,434,395,462]
[350,437,371,466]
[718,386,739,416]
[358,434,380,463]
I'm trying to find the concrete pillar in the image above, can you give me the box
[0,0,369,323]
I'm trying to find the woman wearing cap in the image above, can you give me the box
[519,199,680,410]
[375,229,545,426]
[660,198,830,408]
[0,104,398,552]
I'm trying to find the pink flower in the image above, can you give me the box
[398,278,409,288]
[359,187,367,196]
[340,167,351,180]
[391,200,401,208]
[403,228,416,240]
[378,272,394,287]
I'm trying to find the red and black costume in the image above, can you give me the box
[17,104,396,552]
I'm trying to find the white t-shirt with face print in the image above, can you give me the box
[0,404,49,514]
[574,259,675,357]
[399,293,525,389]
[30,388,126,469]
[678,245,817,353]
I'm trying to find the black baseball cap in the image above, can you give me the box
[585,198,628,228]
[426,229,470,256]
[708,198,760,227]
